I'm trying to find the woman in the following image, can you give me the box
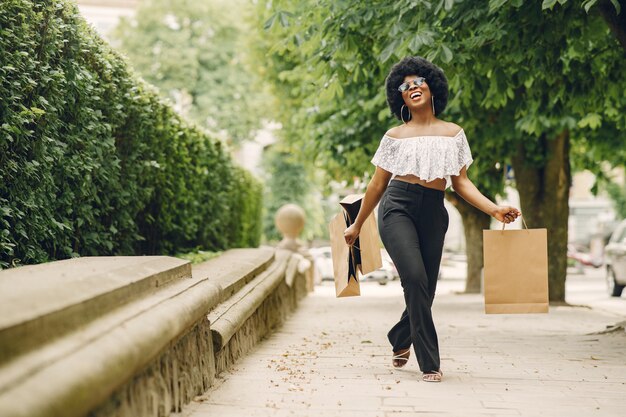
[343,56,521,383]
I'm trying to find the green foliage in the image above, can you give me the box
[253,0,508,199]
[545,0,622,14]
[254,0,626,196]
[605,180,626,219]
[111,0,270,146]
[261,147,325,242]
[175,249,222,264]
[0,0,262,269]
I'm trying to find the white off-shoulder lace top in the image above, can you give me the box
[370,128,473,190]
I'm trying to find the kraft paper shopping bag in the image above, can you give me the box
[328,194,382,297]
[329,211,360,297]
[339,194,382,275]
[483,216,549,314]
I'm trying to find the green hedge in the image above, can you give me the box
[0,0,262,268]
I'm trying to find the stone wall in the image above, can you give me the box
[213,253,309,375]
[0,248,310,417]
[91,318,214,417]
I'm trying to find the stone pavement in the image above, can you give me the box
[184,263,626,417]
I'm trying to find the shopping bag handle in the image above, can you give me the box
[342,209,361,250]
[501,214,528,231]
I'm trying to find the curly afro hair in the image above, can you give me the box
[385,56,449,120]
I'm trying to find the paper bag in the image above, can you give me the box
[328,194,383,297]
[329,212,360,297]
[339,195,382,275]
[483,216,549,314]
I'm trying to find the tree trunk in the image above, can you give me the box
[511,130,571,303]
[446,192,492,293]
[597,0,626,51]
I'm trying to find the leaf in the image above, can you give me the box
[378,107,390,121]
[489,0,509,14]
[425,47,439,62]
[378,38,401,63]
[263,13,278,31]
[294,33,304,47]
[582,0,598,13]
[30,107,46,116]
[542,0,558,10]
[609,0,621,14]
[52,219,71,231]
[577,113,602,129]
[409,34,424,51]
[441,44,453,63]
[278,11,291,28]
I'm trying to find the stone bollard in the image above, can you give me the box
[275,204,316,291]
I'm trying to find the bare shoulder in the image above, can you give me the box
[384,125,406,137]
[441,121,463,136]
[385,122,463,138]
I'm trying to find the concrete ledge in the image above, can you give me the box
[212,250,308,375]
[0,248,310,417]
[193,247,275,304]
[208,250,291,351]
[0,256,190,363]
[0,272,218,394]
[92,317,214,417]
[0,274,220,417]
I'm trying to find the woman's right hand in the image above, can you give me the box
[344,223,361,246]
[492,205,521,224]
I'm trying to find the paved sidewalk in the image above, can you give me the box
[185,269,626,417]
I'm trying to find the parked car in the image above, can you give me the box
[567,243,603,272]
[362,258,397,285]
[310,246,399,285]
[604,219,626,297]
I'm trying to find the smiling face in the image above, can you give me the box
[401,74,432,111]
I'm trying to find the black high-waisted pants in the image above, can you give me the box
[377,179,449,372]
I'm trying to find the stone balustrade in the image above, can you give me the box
[0,247,310,417]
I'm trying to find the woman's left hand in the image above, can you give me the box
[492,206,521,224]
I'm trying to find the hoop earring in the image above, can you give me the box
[431,96,436,115]
[401,104,410,123]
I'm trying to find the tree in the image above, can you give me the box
[562,0,626,50]
[256,0,626,302]
[253,0,511,294]
[112,0,268,145]
[261,146,325,242]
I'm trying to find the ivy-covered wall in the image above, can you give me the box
[0,0,262,268]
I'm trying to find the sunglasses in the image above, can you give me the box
[397,77,426,92]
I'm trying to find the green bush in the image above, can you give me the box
[0,0,262,268]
